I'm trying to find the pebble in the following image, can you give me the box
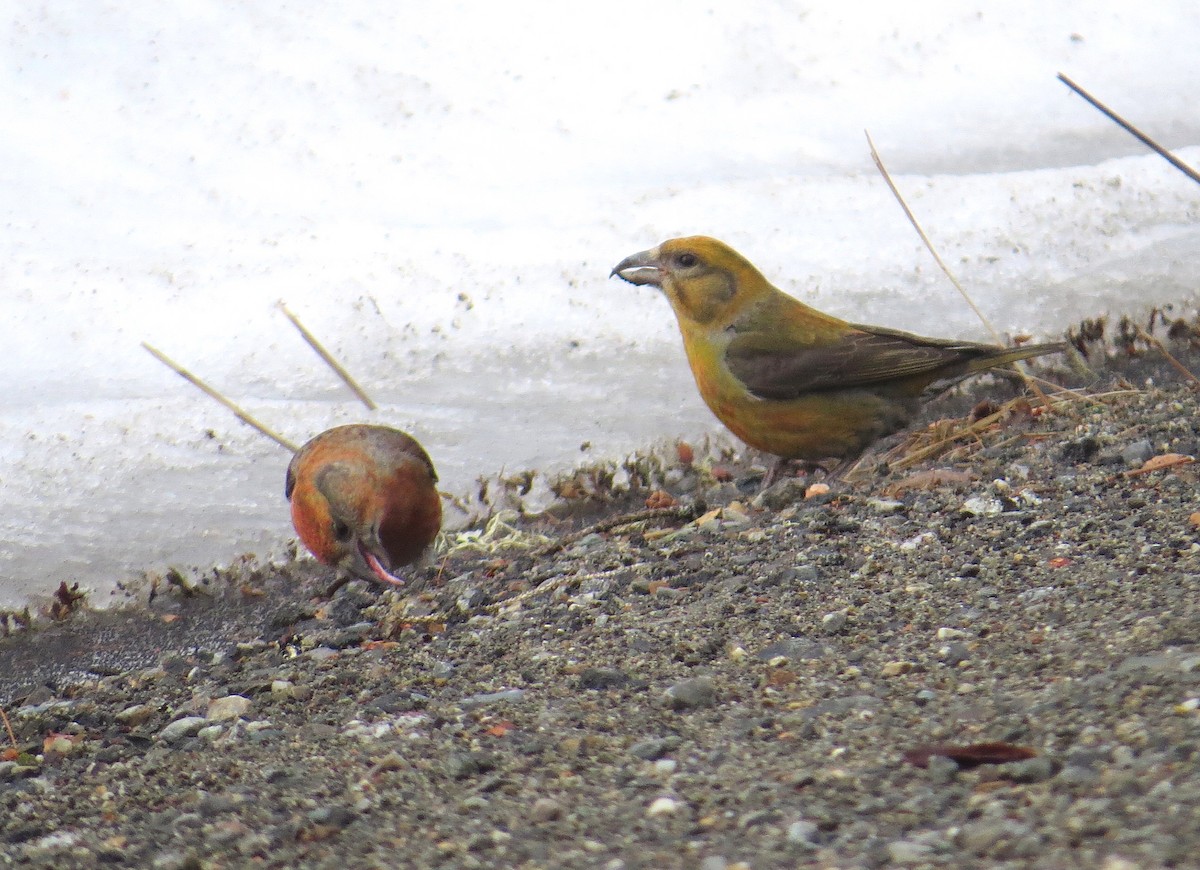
[998,756,1059,783]
[646,796,682,817]
[577,668,629,690]
[530,797,564,822]
[1121,439,1155,467]
[158,717,208,744]
[821,611,848,634]
[115,703,155,726]
[206,695,251,721]
[460,688,525,709]
[961,496,1004,516]
[629,737,680,761]
[786,819,818,845]
[663,676,718,710]
[880,660,914,677]
[886,839,933,864]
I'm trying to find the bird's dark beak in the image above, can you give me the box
[610,248,663,287]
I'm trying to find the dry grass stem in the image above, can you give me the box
[1058,73,1200,187]
[278,301,378,410]
[865,131,1054,406]
[1136,327,1200,389]
[142,342,299,452]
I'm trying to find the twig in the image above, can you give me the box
[278,301,377,410]
[0,705,16,752]
[1136,327,1200,389]
[534,503,701,560]
[1058,73,1200,187]
[142,342,300,452]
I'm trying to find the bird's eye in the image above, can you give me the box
[676,252,698,268]
[332,520,352,542]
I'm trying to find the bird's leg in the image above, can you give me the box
[760,456,792,489]
[318,573,352,600]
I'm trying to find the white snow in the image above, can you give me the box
[3,1,1199,607]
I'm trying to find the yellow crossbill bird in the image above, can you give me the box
[612,236,1065,482]
[286,424,441,589]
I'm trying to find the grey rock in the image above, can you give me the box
[460,688,525,709]
[158,716,208,744]
[1121,439,1154,467]
[663,676,718,710]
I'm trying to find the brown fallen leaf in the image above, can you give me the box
[882,468,974,496]
[1124,453,1195,478]
[645,490,679,510]
[903,741,1037,769]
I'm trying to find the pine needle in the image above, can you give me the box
[278,301,377,410]
[142,342,299,452]
[1058,73,1200,187]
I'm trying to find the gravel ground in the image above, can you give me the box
[2,345,1200,869]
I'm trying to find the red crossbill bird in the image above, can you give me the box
[612,236,1065,482]
[286,424,441,589]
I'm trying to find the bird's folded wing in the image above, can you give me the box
[726,327,988,400]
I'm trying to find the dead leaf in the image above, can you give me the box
[1124,453,1195,478]
[883,468,974,495]
[903,741,1037,769]
[645,490,678,510]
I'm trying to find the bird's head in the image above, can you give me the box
[292,461,410,586]
[286,424,441,588]
[611,236,769,327]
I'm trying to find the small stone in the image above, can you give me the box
[936,627,967,640]
[1120,439,1154,467]
[460,688,525,709]
[270,680,295,698]
[887,840,932,864]
[786,819,818,845]
[653,758,677,776]
[867,497,904,514]
[961,496,1003,516]
[998,756,1059,783]
[821,611,848,634]
[530,797,564,822]
[577,668,629,690]
[646,796,682,817]
[663,677,718,710]
[115,704,155,726]
[926,755,959,784]
[939,642,971,666]
[881,660,914,677]
[629,737,680,761]
[206,695,252,722]
[158,717,207,744]
[753,478,809,510]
